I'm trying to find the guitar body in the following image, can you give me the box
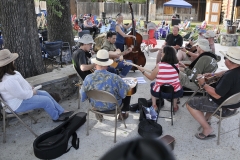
[124,2,146,71]
[110,61,119,68]
[122,77,138,96]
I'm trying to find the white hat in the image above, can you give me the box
[203,30,216,38]
[78,34,95,44]
[0,49,19,67]
[194,39,212,52]
[91,49,113,66]
[219,47,240,65]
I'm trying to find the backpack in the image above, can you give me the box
[130,98,164,112]
[93,33,106,52]
[138,98,163,138]
[33,112,87,159]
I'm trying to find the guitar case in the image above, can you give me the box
[33,112,87,159]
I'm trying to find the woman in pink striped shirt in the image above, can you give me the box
[138,46,183,112]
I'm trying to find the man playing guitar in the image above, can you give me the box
[101,31,133,78]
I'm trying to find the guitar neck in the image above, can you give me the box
[124,61,152,73]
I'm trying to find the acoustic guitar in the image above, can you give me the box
[110,46,134,68]
[122,77,138,96]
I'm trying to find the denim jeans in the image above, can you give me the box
[15,90,64,120]
[116,60,132,77]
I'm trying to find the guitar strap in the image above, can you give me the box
[170,64,179,74]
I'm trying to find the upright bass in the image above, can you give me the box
[124,2,146,71]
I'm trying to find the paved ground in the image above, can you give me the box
[0,40,240,160]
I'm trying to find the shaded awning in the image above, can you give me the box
[163,0,192,8]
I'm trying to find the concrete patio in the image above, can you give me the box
[0,40,239,160]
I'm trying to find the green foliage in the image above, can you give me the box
[113,0,146,4]
[45,0,64,17]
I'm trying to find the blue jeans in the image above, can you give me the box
[115,43,124,52]
[15,90,64,120]
[116,60,132,77]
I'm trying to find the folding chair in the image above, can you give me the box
[200,92,240,145]
[0,95,38,143]
[42,41,63,69]
[142,29,157,56]
[158,84,175,126]
[86,90,127,143]
[73,65,83,109]
[61,42,72,64]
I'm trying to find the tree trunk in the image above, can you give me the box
[47,0,74,46]
[0,0,45,78]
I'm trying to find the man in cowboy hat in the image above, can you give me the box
[72,34,96,80]
[80,49,131,120]
[178,39,218,91]
[186,47,240,140]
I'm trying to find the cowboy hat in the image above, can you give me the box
[91,49,113,66]
[219,47,240,65]
[193,39,212,52]
[78,34,95,44]
[0,49,19,67]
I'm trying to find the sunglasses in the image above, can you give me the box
[224,57,228,60]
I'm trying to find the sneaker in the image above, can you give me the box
[216,109,237,117]
[53,111,74,122]
[118,112,129,120]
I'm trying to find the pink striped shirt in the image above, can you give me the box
[153,62,181,92]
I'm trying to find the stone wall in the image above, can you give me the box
[26,65,80,102]
[220,33,239,46]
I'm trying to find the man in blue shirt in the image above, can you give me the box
[80,49,131,120]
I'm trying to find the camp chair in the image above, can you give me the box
[199,92,240,145]
[42,41,63,69]
[86,90,127,143]
[0,95,38,143]
[142,29,157,56]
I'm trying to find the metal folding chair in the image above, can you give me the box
[86,90,127,143]
[0,95,38,143]
[199,92,240,145]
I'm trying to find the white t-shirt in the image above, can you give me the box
[0,71,33,111]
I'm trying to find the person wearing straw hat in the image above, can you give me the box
[178,39,218,91]
[72,34,96,80]
[186,47,240,140]
[80,49,131,120]
[72,34,117,80]
[0,49,74,122]
[177,30,218,63]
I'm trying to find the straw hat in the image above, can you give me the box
[220,47,240,65]
[194,39,212,52]
[78,34,95,44]
[203,30,216,38]
[0,49,19,67]
[91,49,113,66]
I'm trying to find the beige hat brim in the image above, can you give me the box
[219,51,240,65]
[193,43,212,52]
[78,39,95,44]
[0,53,19,67]
[91,58,113,66]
